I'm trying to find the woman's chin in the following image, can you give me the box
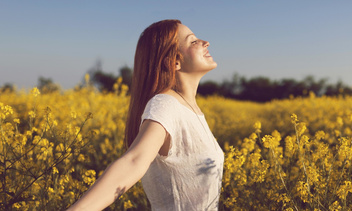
[209,62,218,71]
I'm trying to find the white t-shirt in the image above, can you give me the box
[141,94,224,211]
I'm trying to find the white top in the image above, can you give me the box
[141,94,224,211]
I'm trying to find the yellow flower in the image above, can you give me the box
[336,181,352,200]
[284,136,296,157]
[4,105,13,115]
[117,77,122,84]
[83,170,96,186]
[32,136,41,145]
[113,82,119,91]
[12,202,21,209]
[262,135,273,148]
[296,181,309,203]
[291,113,298,124]
[296,122,307,137]
[0,104,13,120]
[68,167,75,173]
[329,201,342,211]
[53,167,59,174]
[314,130,325,140]
[85,73,90,84]
[336,116,343,127]
[71,111,77,119]
[31,87,40,97]
[254,121,262,133]
[224,141,230,152]
[77,154,85,162]
[124,200,134,209]
[48,187,54,194]
[28,110,36,119]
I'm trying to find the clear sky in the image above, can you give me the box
[1,0,352,89]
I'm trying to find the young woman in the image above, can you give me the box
[67,19,224,211]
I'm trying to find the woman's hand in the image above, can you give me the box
[67,120,167,211]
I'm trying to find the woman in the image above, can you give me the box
[67,19,224,211]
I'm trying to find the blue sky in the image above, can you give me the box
[1,1,352,89]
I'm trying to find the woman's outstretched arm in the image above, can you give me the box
[67,120,166,211]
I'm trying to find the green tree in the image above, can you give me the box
[119,66,132,88]
[198,81,220,96]
[86,60,133,93]
[0,83,15,93]
[38,77,60,93]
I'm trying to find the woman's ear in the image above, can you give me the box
[175,60,181,71]
[163,57,181,71]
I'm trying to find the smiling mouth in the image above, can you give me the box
[204,50,211,57]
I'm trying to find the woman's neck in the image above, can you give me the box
[175,73,202,103]
[170,71,205,109]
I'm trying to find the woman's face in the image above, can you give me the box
[177,24,217,73]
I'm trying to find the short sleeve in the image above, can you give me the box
[141,94,179,148]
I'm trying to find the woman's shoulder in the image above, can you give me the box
[142,94,180,126]
[148,93,179,107]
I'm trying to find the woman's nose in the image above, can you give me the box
[203,40,209,47]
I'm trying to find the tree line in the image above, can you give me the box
[1,64,351,102]
[198,74,352,102]
[86,65,352,102]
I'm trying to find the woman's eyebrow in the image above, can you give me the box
[185,33,195,41]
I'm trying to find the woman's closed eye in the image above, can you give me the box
[191,39,198,44]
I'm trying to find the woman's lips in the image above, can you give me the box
[204,50,211,57]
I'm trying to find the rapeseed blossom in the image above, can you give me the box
[1,87,352,210]
[31,87,40,97]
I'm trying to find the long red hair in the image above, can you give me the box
[125,19,182,147]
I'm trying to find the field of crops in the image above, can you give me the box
[1,80,352,210]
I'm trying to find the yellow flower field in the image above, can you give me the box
[1,80,352,210]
